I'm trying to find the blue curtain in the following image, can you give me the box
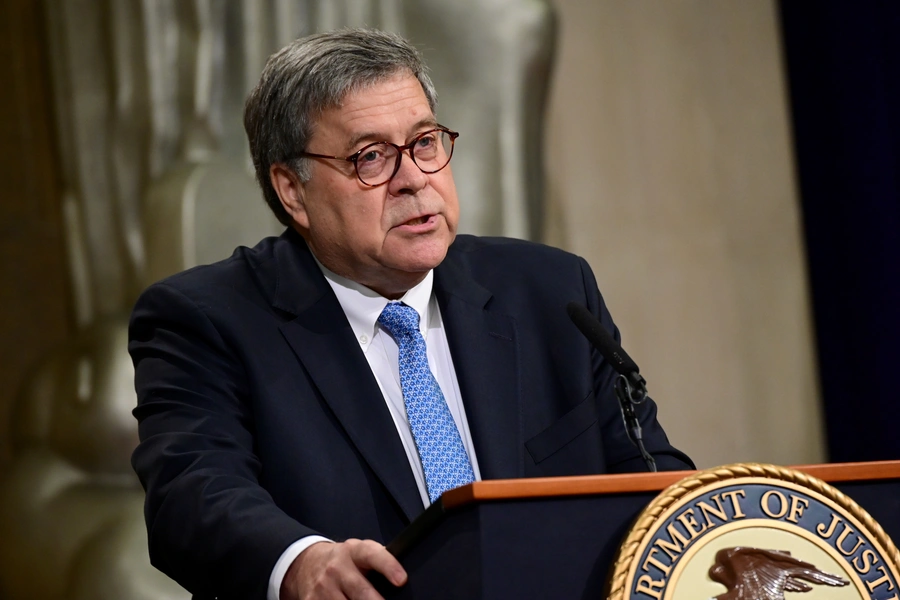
[779,1,900,462]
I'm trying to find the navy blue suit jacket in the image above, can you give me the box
[130,228,692,599]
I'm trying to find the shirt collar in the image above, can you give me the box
[314,257,434,351]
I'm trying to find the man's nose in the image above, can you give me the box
[387,151,428,196]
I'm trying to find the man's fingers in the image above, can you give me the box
[345,539,408,587]
[282,539,406,599]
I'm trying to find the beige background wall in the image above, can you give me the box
[544,0,824,468]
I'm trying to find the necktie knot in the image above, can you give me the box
[378,302,420,339]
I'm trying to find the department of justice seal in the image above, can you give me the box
[607,463,900,600]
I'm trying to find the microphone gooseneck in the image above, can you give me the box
[566,302,657,472]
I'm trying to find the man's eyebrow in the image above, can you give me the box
[409,117,439,134]
[345,118,439,152]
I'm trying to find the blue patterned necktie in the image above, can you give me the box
[378,302,475,503]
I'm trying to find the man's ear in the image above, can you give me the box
[270,163,310,230]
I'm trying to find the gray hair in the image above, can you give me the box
[244,28,439,225]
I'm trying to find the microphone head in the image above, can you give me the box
[566,302,640,375]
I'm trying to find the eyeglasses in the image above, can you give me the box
[297,126,459,187]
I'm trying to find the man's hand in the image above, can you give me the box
[281,539,407,599]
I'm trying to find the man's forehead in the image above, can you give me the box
[314,75,436,148]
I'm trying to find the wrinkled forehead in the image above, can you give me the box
[308,72,434,139]
[312,67,426,116]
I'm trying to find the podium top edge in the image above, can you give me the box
[440,460,900,510]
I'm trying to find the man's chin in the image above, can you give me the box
[385,234,452,269]
[388,256,446,277]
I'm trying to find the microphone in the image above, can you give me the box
[565,303,644,395]
[566,302,657,472]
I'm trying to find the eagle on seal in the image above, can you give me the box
[709,547,849,600]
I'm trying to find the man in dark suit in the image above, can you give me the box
[130,28,692,600]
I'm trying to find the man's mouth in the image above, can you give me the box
[402,215,432,226]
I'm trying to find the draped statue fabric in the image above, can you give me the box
[0,2,556,598]
[45,0,556,327]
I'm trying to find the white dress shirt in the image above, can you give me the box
[267,264,481,599]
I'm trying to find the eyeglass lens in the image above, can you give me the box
[355,130,454,186]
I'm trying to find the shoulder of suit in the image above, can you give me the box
[142,232,286,299]
[448,234,584,265]
[444,235,593,292]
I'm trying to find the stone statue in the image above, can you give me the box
[405,0,556,239]
[0,1,556,597]
[0,319,187,600]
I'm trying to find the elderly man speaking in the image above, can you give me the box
[129,28,692,600]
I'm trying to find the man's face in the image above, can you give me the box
[273,73,459,298]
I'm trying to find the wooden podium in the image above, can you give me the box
[376,461,900,599]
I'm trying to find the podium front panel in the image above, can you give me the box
[380,477,900,599]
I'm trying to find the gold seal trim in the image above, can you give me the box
[606,462,900,600]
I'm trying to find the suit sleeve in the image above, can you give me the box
[577,257,695,473]
[129,282,312,599]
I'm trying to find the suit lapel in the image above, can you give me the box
[270,232,424,522]
[434,256,522,480]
